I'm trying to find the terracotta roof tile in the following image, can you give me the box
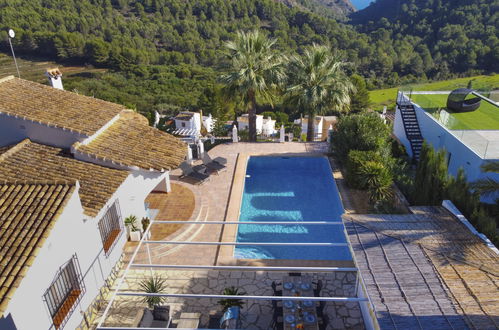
[0,181,76,315]
[74,111,186,171]
[175,112,195,121]
[0,140,128,216]
[0,77,125,136]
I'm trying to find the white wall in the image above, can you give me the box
[2,170,169,330]
[174,113,201,133]
[261,118,276,136]
[411,101,499,203]
[3,186,126,330]
[0,113,86,148]
[238,115,263,134]
[115,170,170,220]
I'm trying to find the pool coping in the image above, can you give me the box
[217,152,355,268]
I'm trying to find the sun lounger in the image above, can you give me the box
[180,161,210,184]
[202,153,227,174]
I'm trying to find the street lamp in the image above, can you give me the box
[7,29,21,78]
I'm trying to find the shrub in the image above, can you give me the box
[345,150,383,189]
[238,129,249,141]
[390,136,408,159]
[358,160,394,203]
[331,113,391,163]
[286,124,301,138]
[471,207,497,244]
[212,119,229,137]
[139,276,166,308]
[412,142,448,205]
[218,287,246,312]
[446,168,480,219]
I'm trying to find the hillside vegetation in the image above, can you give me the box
[0,0,496,118]
[350,0,498,82]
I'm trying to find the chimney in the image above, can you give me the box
[45,68,63,90]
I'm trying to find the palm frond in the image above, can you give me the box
[471,178,499,197]
[481,161,499,173]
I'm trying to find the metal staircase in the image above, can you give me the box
[397,94,423,161]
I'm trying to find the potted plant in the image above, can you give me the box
[139,276,166,308]
[125,215,140,241]
[217,286,246,312]
[141,217,151,239]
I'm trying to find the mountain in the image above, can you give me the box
[0,0,495,117]
[349,0,498,74]
[274,0,355,18]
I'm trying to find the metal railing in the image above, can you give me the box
[398,91,499,159]
[95,219,379,330]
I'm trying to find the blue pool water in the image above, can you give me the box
[235,156,352,260]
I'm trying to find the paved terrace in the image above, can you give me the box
[94,142,366,329]
[344,206,499,330]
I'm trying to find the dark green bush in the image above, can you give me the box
[358,160,394,203]
[331,113,391,164]
[345,150,383,189]
[471,207,497,244]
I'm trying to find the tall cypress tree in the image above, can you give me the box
[413,142,448,205]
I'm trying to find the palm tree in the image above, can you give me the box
[286,44,355,141]
[471,161,499,198]
[220,30,285,142]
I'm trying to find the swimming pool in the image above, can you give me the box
[235,156,352,260]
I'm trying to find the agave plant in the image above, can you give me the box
[217,286,246,312]
[124,215,139,232]
[139,276,167,308]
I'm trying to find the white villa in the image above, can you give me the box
[0,75,186,330]
[237,114,277,136]
[394,90,499,203]
[173,111,215,138]
[294,115,337,141]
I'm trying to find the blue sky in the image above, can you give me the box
[350,0,372,10]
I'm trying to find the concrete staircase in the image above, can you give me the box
[398,103,423,161]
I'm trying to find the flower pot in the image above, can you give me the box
[129,231,141,241]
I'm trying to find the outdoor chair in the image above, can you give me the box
[271,281,282,296]
[271,309,283,330]
[313,280,323,297]
[179,161,210,184]
[318,314,329,330]
[134,306,170,328]
[205,153,227,165]
[202,153,227,174]
[271,300,283,315]
[220,306,241,329]
[316,300,326,318]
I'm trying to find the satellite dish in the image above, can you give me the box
[8,29,15,38]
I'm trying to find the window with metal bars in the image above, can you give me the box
[98,199,123,255]
[43,255,85,329]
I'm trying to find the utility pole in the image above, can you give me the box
[7,29,21,78]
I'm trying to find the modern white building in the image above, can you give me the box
[237,114,277,136]
[294,115,337,141]
[393,91,499,203]
[0,76,186,330]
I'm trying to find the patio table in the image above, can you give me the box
[281,275,319,330]
[176,312,201,328]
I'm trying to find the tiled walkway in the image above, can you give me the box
[100,269,361,329]
[345,206,499,330]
